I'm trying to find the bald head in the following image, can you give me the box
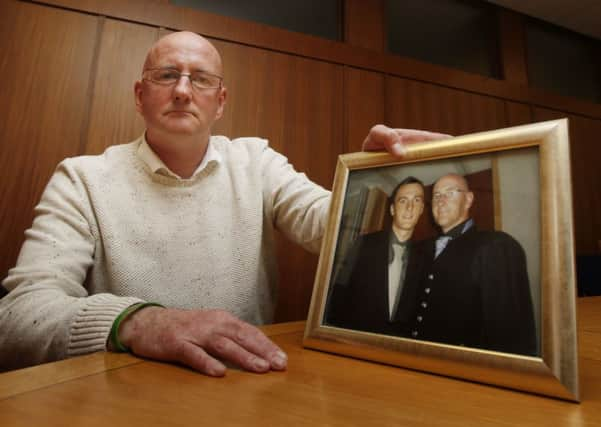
[143,31,223,76]
[434,173,470,192]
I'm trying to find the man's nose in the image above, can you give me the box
[172,75,193,101]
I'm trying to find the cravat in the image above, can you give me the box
[389,240,408,264]
[435,236,451,258]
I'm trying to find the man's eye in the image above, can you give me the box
[157,70,179,80]
[193,75,208,84]
[192,74,212,86]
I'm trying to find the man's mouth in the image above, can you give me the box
[166,110,195,116]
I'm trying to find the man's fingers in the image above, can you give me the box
[362,124,452,156]
[124,308,287,375]
[208,335,272,373]
[219,320,288,371]
[363,124,404,154]
[393,128,452,143]
[175,340,226,377]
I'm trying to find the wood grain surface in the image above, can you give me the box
[0,1,99,281]
[533,108,601,255]
[385,77,507,136]
[0,299,600,426]
[32,0,601,119]
[344,67,385,153]
[84,19,158,155]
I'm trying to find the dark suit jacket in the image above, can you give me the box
[405,226,537,355]
[325,230,424,336]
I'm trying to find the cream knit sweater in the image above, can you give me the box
[0,135,330,370]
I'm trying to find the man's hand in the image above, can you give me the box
[362,124,451,156]
[118,307,287,377]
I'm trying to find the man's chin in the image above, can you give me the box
[434,220,449,230]
[160,122,202,135]
[398,222,418,230]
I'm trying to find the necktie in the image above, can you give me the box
[435,236,451,258]
[389,243,408,320]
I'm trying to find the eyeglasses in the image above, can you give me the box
[432,188,465,202]
[142,68,223,90]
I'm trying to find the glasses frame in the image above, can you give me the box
[142,67,223,90]
[432,188,466,202]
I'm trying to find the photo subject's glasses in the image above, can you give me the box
[432,188,465,202]
[142,68,223,90]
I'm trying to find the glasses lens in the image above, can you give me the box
[149,68,180,84]
[433,189,459,201]
[190,71,221,89]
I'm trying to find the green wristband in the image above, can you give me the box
[109,302,164,353]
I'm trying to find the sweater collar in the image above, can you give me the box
[137,134,222,180]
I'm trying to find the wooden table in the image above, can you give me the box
[2,297,601,426]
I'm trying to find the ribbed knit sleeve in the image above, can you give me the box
[68,294,143,356]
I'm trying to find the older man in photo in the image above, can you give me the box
[406,173,537,355]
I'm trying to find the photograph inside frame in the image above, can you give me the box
[322,147,541,358]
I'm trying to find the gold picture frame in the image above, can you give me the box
[303,119,579,401]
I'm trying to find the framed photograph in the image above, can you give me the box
[303,119,579,401]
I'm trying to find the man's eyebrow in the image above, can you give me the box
[152,64,177,69]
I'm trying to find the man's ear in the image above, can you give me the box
[214,86,227,120]
[465,191,475,210]
[389,203,395,218]
[134,81,143,114]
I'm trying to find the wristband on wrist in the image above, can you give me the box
[109,302,164,353]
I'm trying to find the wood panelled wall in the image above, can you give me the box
[1,0,600,321]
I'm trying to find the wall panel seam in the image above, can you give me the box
[77,15,105,156]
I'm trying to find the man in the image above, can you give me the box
[325,177,426,336]
[406,173,537,355]
[0,31,447,374]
